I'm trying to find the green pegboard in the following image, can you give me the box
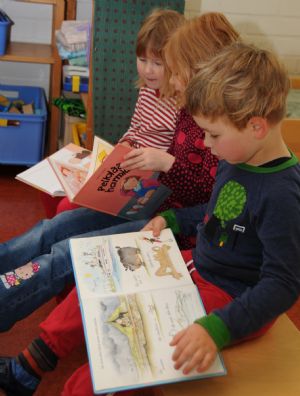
[92,0,185,144]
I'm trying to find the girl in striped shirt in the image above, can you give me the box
[118,8,184,150]
[54,8,184,214]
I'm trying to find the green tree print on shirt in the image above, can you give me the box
[213,180,246,246]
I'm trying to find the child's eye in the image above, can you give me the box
[138,57,146,62]
[154,61,163,66]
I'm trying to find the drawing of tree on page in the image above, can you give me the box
[70,230,193,296]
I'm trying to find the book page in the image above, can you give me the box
[87,135,114,178]
[48,143,92,199]
[16,159,65,197]
[81,286,225,393]
[70,229,193,296]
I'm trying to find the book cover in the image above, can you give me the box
[69,229,226,394]
[49,139,171,220]
[73,143,171,220]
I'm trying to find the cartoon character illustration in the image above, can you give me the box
[0,262,40,289]
[152,244,182,280]
[121,175,160,215]
[141,236,173,245]
[60,165,88,194]
[121,176,159,204]
[116,246,145,271]
[68,148,91,169]
[205,180,247,247]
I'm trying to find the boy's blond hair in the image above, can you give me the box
[163,12,239,104]
[186,42,290,129]
[135,8,185,96]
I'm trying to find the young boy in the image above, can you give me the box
[144,42,300,373]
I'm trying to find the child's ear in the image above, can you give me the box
[248,117,268,139]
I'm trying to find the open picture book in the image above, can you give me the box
[16,137,171,220]
[69,228,226,395]
[16,158,66,197]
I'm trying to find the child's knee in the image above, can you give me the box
[62,363,94,396]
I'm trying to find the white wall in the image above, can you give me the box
[0,0,92,97]
[0,0,299,95]
[185,0,300,75]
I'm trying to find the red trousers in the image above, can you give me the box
[39,250,274,395]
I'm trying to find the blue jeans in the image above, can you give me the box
[0,207,147,331]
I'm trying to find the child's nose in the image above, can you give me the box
[145,62,154,73]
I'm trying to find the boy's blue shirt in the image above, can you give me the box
[161,154,300,345]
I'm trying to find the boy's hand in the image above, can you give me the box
[142,216,167,237]
[170,324,217,375]
[120,147,175,173]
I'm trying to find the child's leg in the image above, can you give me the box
[62,363,136,396]
[0,287,83,395]
[61,363,94,396]
[181,250,276,339]
[0,219,148,332]
[181,250,233,312]
[0,286,141,395]
[0,207,127,274]
[39,287,85,357]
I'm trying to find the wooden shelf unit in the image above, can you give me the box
[0,0,65,154]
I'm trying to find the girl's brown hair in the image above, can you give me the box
[164,12,239,105]
[135,8,185,95]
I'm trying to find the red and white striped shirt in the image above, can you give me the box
[119,87,178,151]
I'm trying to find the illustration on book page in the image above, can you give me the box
[82,286,225,392]
[70,229,193,296]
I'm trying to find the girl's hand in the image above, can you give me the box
[119,141,131,148]
[120,147,175,173]
[170,324,217,375]
[142,216,167,237]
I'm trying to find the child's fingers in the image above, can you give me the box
[181,348,213,375]
[172,340,194,371]
[141,223,152,231]
[152,227,161,237]
[196,352,215,373]
[123,148,142,160]
[171,332,189,363]
[120,157,142,169]
[151,220,163,236]
[169,329,185,346]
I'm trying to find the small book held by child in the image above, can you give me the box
[16,136,171,221]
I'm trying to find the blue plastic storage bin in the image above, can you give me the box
[0,9,13,55]
[0,84,47,166]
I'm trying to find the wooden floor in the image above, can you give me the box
[0,164,299,396]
